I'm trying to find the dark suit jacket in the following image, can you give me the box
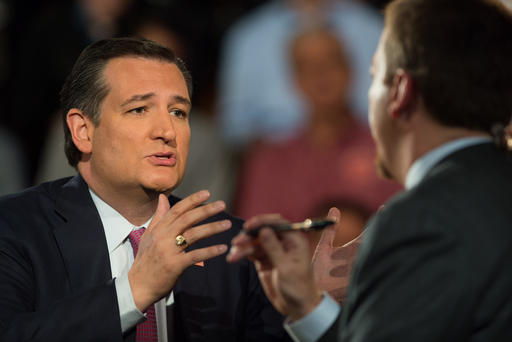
[0,175,290,342]
[320,143,512,342]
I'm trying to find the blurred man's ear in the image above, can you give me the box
[66,109,94,155]
[387,69,416,120]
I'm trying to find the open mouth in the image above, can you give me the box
[149,153,176,166]
[154,153,174,159]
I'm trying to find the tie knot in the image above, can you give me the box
[128,227,146,257]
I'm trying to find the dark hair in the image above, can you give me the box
[60,37,193,167]
[383,0,512,132]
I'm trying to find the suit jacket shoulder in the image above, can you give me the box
[0,175,123,342]
[337,143,512,342]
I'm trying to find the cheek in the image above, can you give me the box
[368,84,379,134]
[368,81,388,136]
[177,125,191,159]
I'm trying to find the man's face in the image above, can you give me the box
[368,32,394,180]
[86,57,191,196]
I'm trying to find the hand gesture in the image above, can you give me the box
[227,214,322,321]
[312,208,362,303]
[129,191,231,312]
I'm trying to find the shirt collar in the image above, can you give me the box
[405,136,493,190]
[89,189,153,253]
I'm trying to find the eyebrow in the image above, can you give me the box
[172,95,192,107]
[121,93,155,107]
[120,93,191,108]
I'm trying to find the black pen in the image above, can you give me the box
[245,218,336,237]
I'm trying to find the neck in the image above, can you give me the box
[394,120,490,186]
[79,166,161,226]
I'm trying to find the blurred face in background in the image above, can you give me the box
[291,29,351,113]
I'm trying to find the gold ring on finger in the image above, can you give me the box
[175,234,187,247]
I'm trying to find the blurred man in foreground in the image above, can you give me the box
[228,0,512,341]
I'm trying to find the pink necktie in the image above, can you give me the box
[128,227,158,342]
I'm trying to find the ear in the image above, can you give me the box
[66,109,94,155]
[388,69,415,120]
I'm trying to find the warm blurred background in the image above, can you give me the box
[0,0,401,244]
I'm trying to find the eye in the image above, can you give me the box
[170,109,188,119]
[127,106,147,115]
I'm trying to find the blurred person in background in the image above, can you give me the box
[217,0,383,149]
[0,0,27,195]
[0,126,26,196]
[234,25,400,224]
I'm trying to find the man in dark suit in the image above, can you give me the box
[0,37,289,341]
[228,0,512,341]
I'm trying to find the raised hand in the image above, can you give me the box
[227,214,322,321]
[312,208,362,303]
[129,191,231,312]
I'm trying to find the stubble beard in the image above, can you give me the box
[375,154,394,181]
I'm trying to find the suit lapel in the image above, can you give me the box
[53,175,112,292]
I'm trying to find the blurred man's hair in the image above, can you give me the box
[384,0,512,132]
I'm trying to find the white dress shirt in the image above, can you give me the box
[284,136,493,342]
[89,189,174,342]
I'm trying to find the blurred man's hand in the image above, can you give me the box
[227,214,322,321]
[312,208,362,303]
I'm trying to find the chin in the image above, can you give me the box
[375,156,395,181]
[142,176,180,195]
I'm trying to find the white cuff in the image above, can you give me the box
[115,274,145,333]
[284,293,341,342]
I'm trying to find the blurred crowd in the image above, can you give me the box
[0,0,400,236]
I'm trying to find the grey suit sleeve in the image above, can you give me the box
[337,203,471,342]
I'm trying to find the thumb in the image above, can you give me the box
[317,207,341,249]
[147,194,170,232]
[327,207,341,222]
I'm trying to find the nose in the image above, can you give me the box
[151,107,177,144]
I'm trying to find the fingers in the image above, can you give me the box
[244,214,287,232]
[163,190,212,225]
[184,244,228,266]
[317,225,336,249]
[226,234,255,263]
[154,190,227,238]
[327,207,341,222]
[146,194,171,232]
[257,228,286,266]
[317,207,341,249]
[180,220,232,247]
[168,200,226,236]
[228,214,301,264]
